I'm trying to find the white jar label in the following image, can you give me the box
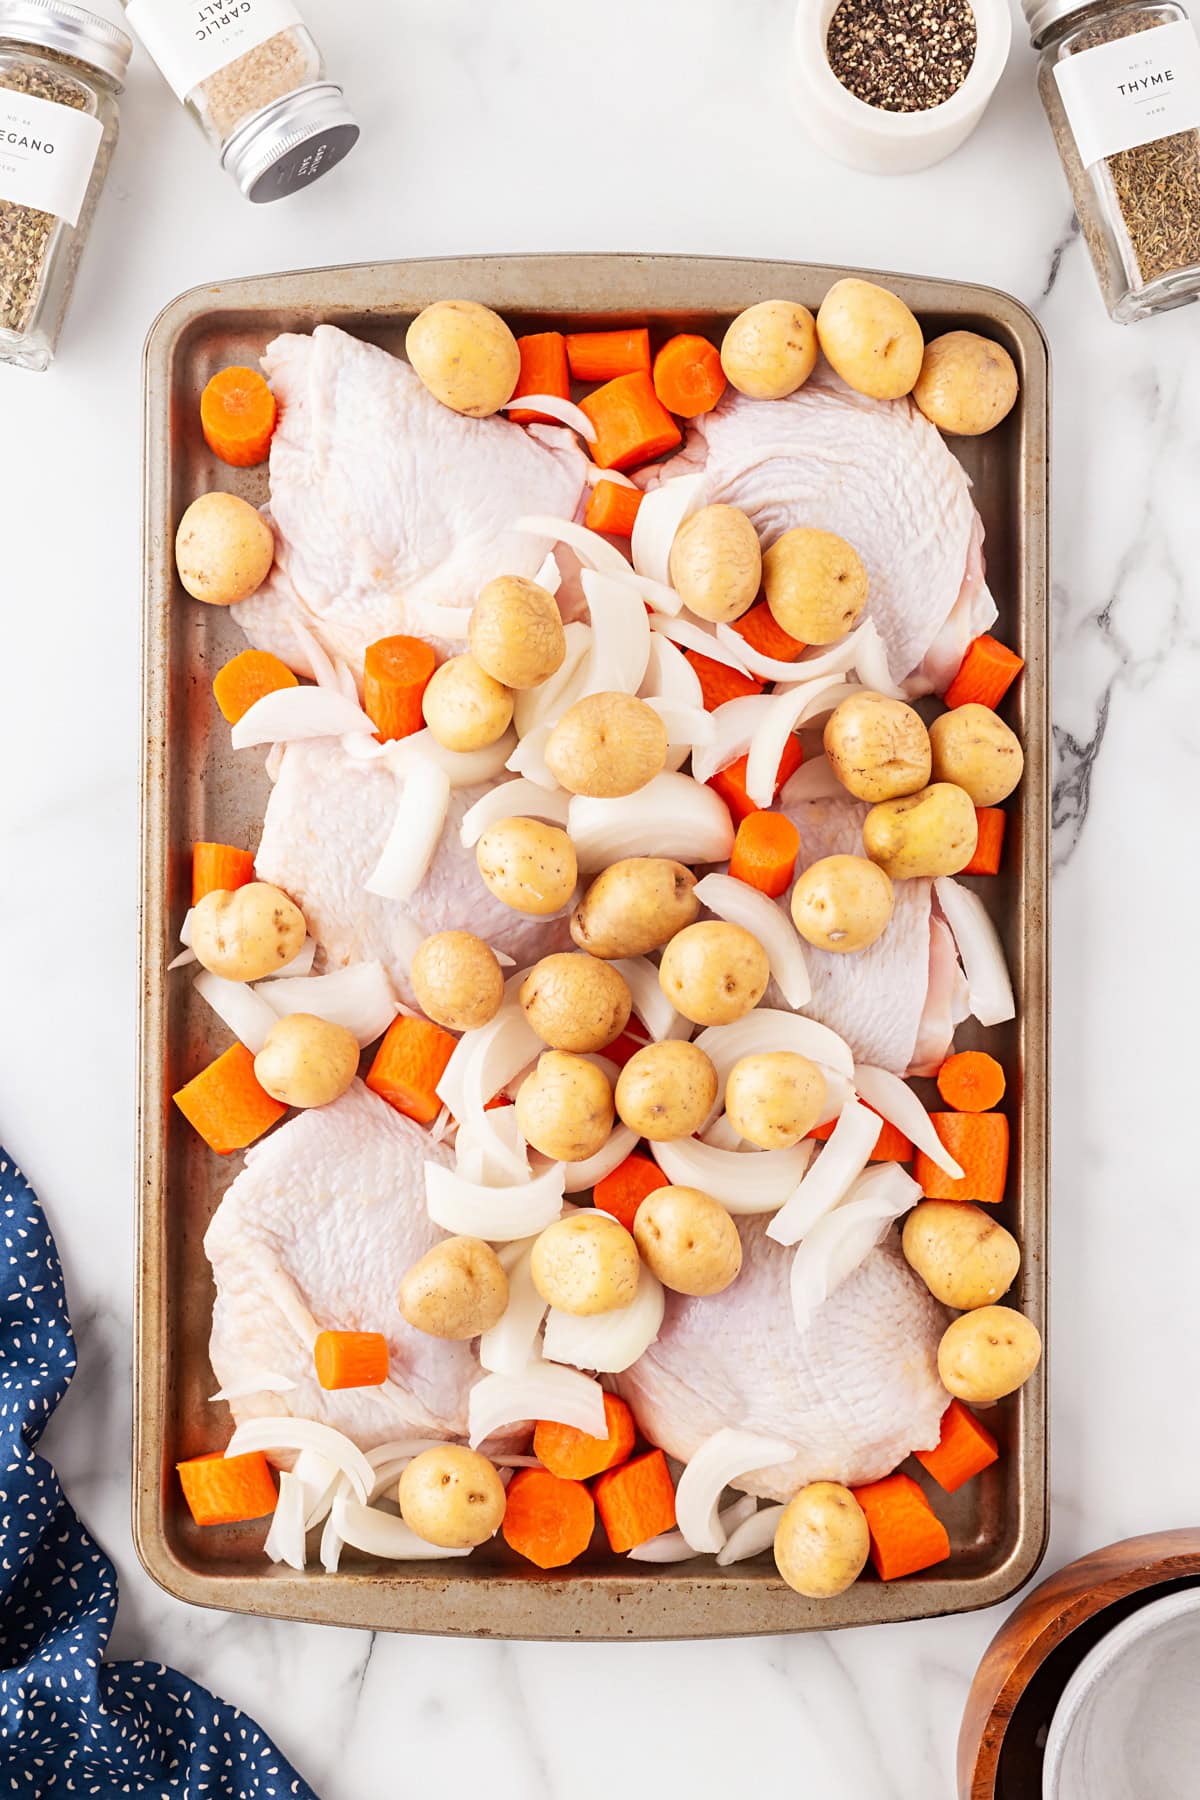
[0,91,102,227]
[1054,19,1200,168]
[125,0,306,103]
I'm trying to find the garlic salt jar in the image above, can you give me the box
[121,0,358,201]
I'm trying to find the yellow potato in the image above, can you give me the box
[763,527,868,645]
[720,300,818,400]
[253,1013,359,1109]
[411,930,505,1032]
[634,1186,742,1296]
[614,1040,719,1141]
[398,1236,509,1340]
[519,953,632,1052]
[545,692,667,798]
[902,1201,1020,1311]
[824,691,931,802]
[668,505,763,624]
[913,331,1019,437]
[724,1052,827,1149]
[405,300,520,417]
[530,1211,639,1315]
[515,1050,614,1162]
[398,1446,506,1548]
[476,818,577,916]
[863,783,978,880]
[790,854,895,953]
[422,654,513,752]
[190,881,306,981]
[175,492,275,605]
[469,575,566,689]
[570,857,699,960]
[659,921,769,1026]
[816,278,924,401]
[773,1483,870,1598]
[938,1305,1042,1403]
[929,704,1024,807]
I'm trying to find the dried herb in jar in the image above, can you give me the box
[826,0,978,111]
[0,60,90,336]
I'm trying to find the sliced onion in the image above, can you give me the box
[675,1428,795,1553]
[289,616,341,690]
[584,462,636,490]
[209,1371,298,1403]
[533,550,562,594]
[612,959,680,1042]
[639,632,704,770]
[628,1495,757,1564]
[716,1503,785,1567]
[264,1470,308,1570]
[294,1449,343,1530]
[365,755,451,901]
[716,621,867,686]
[700,1113,745,1151]
[373,727,518,789]
[331,1492,473,1561]
[512,621,592,738]
[193,970,278,1054]
[580,569,651,696]
[419,605,473,640]
[766,1098,884,1246]
[853,1063,964,1179]
[479,1244,547,1376]
[459,779,570,847]
[320,1504,344,1573]
[653,616,752,675]
[694,1009,855,1086]
[644,697,715,748]
[455,1103,529,1187]
[560,1122,640,1194]
[259,1263,320,1349]
[256,961,398,1048]
[179,908,194,947]
[226,1417,373,1504]
[852,618,906,698]
[779,755,846,805]
[745,677,857,809]
[167,946,197,971]
[790,1162,922,1334]
[631,472,706,586]
[542,1262,664,1373]
[934,876,1015,1027]
[438,1006,544,1182]
[513,513,634,579]
[650,1135,812,1214]
[468,1362,607,1448]
[425,1160,564,1241]
[693,874,811,1010]
[232,685,375,749]
[259,937,317,981]
[570,772,735,874]
[503,394,597,441]
[366,1437,448,1469]
[816,1069,854,1126]
[690,696,776,785]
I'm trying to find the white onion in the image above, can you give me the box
[440,1005,544,1182]
[289,616,341,690]
[650,1134,812,1213]
[700,1113,745,1151]
[580,569,651,697]
[631,472,706,586]
[560,1122,641,1193]
[790,1162,922,1334]
[418,605,473,640]
[193,970,278,1054]
[639,632,704,770]
[503,394,597,441]
[569,772,735,874]
[260,937,317,980]
[628,1495,757,1564]
[425,1160,564,1241]
[645,697,715,747]
[256,961,398,1048]
[376,727,518,789]
[693,874,811,1010]
[479,1244,547,1375]
[366,1437,448,1469]
[231,686,375,749]
[264,1470,308,1570]
[259,1263,320,1349]
[853,1063,964,1178]
[468,1362,607,1448]
[584,462,636,489]
[542,1262,664,1373]
[459,779,570,847]
[815,1069,854,1126]
[612,959,681,1042]
[513,622,592,737]
[744,677,856,809]
[513,513,634,578]
[779,755,845,805]
[852,618,906,698]
[365,755,451,901]
[504,722,564,789]
[690,695,776,785]
[179,908,194,947]
[455,1104,529,1187]
[766,1098,883,1245]
[225,1417,373,1503]
[716,1503,785,1567]
[694,1009,855,1087]
[675,1428,795,1553]
[330,1492,473,1561]
[653,616,752,675]
[533,550,562,594]
[717,620,868,686]
[209,1371,298,1403]
[934,876,1015,1027]
[167,945,197,972]
[294,1449,343,1530]
[320,1504,344,1573]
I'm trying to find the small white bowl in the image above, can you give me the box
[793,0,1012,174]
[1043,1588,1200,1800]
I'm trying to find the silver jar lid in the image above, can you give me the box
[221,81,359,204]
[0,0,131,83]
[1022,0,1091,44]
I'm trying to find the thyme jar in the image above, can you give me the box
[120,0,358,201]
[0,1,129,372]
[1029,0,1200,320]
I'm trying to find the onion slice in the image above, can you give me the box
[628,1495,757,1564]
[294,1449,343,1531]
[852,618,906,698]
[264,1470,308,1571]
[612,958,681,1042]
[650,1135,812,1214]
[455,1103,530,1187]
[675,1428,795,1553]
[693,874,811,1010]
[853,1063,964,1179]
[653,616,752,675]
[365,755,450,901]
[502,394,597,441]
[779,755,846,805]
[513,513,634,579]
[256,961,399,1048]
[437,1004,544,1182]
[479,1244,547,1376]
[331,1492,473,1561]
[766,1098,883,1245]
[320,1504,344,1574]
[744,676,858,809]
[232,685,375,749]
[933,876,1016,1027]
[193,970,278,1054]
[790,1163,922,1334]
[690,696,777,785]
[694,1009,855,1088]
[580,569,652,696]
[360,727,519,789]
[570,772,735,874]
[560,1122,640,1194]
[717,620,869,686]
[425,1160,565,1242]
[209,1371,297,1403]
[715,1503,785,1567]
[639,632,704,771]
[631,472,706,586]
[542,1261,664,1373]
[644,697,715,747]
[468,1362,607,1448]
[225,1417,373,1504]
[459,780,570,847]
[584,462,636,489]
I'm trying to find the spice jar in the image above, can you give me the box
[0,1,129,371]
[1029,0,1200,320]
[121,0,358,201]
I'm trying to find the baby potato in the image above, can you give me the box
[902,1201,1020,1311]
[405,299,520,417]
[790,854,895,954]
[530,1211,639,1315]
[913,331,1019,437]
[773,1482,870,1598]
[720,300,818,400]
[570,857,699,960]
[190,881,306,981]
[476,818,577,916]
[824,691,931,802]
[398,1235,509,1340]
[515,1050,614,1163]
[254,1013,359,1109]
[938,1305,1042,1404]
[863,783,978,880]
[411,930,504,1032]
[668,505,763,624]
[422,653,513,752]
[398,1445,506,1549]
[614,1040,719,1141]
[175,492,275,605]
[816,278,924,401]
[634,1185,742,1296]
[659,921,770,1026]
[724,1052,827,1150]
[519,953,632,1052]
[929,704,1025,807]
[545,692,667,799]
[469,575,565,689]
[763,527,868,645]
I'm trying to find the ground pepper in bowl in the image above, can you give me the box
[826,0,978,110]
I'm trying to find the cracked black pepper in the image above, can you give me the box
[826,0,979,111]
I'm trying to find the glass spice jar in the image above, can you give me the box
[0,0,129,371]
[120,0,357,201]
[1028,0,1200,320]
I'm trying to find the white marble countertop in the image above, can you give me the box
[4,0,1200,1792]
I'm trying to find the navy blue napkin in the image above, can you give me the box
[0,1150,319,1798]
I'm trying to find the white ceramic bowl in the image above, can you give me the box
[793,0,1012,174]
[1043,1588,1200,1800]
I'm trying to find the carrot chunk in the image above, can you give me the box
[594,1448,677,1552]
[810,1106,913,1163]
[936,1051,1006,1113]
[363,635,436,742]
[584,479,643,538]
[914,1401,1000,1494]
[579,370,681,472]
[852,1471,951,1580]
[509,331,571,425]
[178,1450,279,1527]
[594,1151,669,1232]
[365,1015,456,1125]
[709,736,804,825]
[945,634,1024,711]
[964,807,1007,876]
[173,1043,286,1155]
[685,649,764,712]
[914,1112,1009,1205]
[313,1329,390,1390]
[565,328,651,382]
[502,1467,595,1569]
[652,333,726,418]
[731,601,806,664]
[191,842,256,906]
[212,648,298,725]
[534,1395,637,1481]
[598,1031,651,1073]
[200,366,277,468]
[728,810,801,897]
